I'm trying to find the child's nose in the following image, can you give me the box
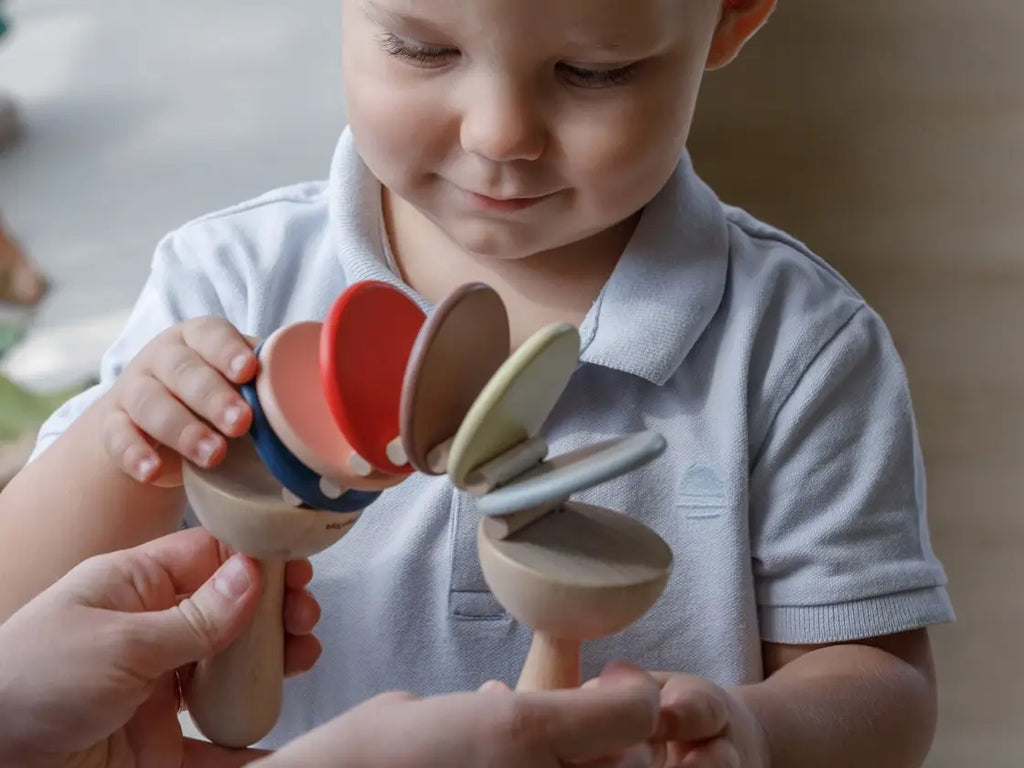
[459,83,547,163]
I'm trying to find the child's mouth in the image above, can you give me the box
[464,189,554,213]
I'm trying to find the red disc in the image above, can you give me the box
[321,281,426,474]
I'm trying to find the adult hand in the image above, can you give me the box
[257,663,662,768]
[0,527,320,768]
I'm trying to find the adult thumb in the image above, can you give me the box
[131,554,262,676]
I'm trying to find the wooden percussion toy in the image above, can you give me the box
[401,283,674,692]
[183,281,425,747]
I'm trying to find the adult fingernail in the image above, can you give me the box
[214,555,252,599]
[478,680,509,693]
[600,662,645,684]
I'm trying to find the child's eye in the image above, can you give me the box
[558,62,639,89]
[377,32,458,68]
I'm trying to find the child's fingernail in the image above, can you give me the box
[214,555,252,599]
[230,353,251,378]
[223,404,244,428]
[196,437,221,465]
[137,457,159,480]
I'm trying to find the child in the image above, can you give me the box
[0,0,953,764]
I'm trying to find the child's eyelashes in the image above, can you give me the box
[377,32,458,67]
[558,63,640,89]
[378,31,640,89]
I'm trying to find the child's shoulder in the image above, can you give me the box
[151,181,329,269]
[133,180,346,330]
[169,181,331,249]
[668,200,906,422]
[714,203,874,355]
[721,203,863,309]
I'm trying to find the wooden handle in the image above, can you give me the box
[515,632,581,692]
[186,558,286,748]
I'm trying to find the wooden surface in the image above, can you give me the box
[476,432,667,517]
[257,322,349,485]
[401,282,510,474]
[186,557,286,748]
[687,3,1024,765]
[448,322,579,490]
[181,445,359,747]
[257,322,401,492]
[478,502,672,690]
[322,280,424,475]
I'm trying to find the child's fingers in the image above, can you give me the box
[118,375,226,469]
[655,674,729,744]
[149,445,185,488]
[103,408,162,483]
[148,343,251,439]
[180,317,259,384]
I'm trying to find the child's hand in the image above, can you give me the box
[644,671,769,768]
[101,317,259,486]
[580,668,768,767]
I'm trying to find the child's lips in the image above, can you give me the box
[464,189,556,212]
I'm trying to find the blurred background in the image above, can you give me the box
[0,1,1019,764]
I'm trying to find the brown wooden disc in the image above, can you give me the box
[400,283,510,474]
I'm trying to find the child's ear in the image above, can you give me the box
[706,0,776,70]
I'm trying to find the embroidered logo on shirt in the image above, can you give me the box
[677,464,727,518]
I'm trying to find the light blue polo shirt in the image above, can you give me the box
[32,128,954,747]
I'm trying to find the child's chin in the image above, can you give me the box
[446,221,553,262]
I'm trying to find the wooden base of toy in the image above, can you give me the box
[182,442,361,747]
[186,557,286,748]
[517,633,581,691]
[477,501,673,693]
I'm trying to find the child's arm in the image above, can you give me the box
[646,303,950,765]
[646,630,935,767]
[738,630,936,766]
[0,318,258,621]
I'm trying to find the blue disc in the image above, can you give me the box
[476,431,667,517]
[241,380,382,513]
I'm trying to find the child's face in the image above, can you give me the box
[342,0,724,260]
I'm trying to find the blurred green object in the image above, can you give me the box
[0,373,84,443]
[0,321,23,355]
[0,304,33,362]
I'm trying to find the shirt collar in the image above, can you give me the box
[329,129,729,386]
[576,152,730,385]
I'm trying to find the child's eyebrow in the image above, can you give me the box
[564,38,632,55]
[358,0,450,40]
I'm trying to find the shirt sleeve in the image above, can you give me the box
[29,229,230,463]
[750,305,954,644]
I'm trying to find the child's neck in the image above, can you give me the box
[383,189,637,350]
